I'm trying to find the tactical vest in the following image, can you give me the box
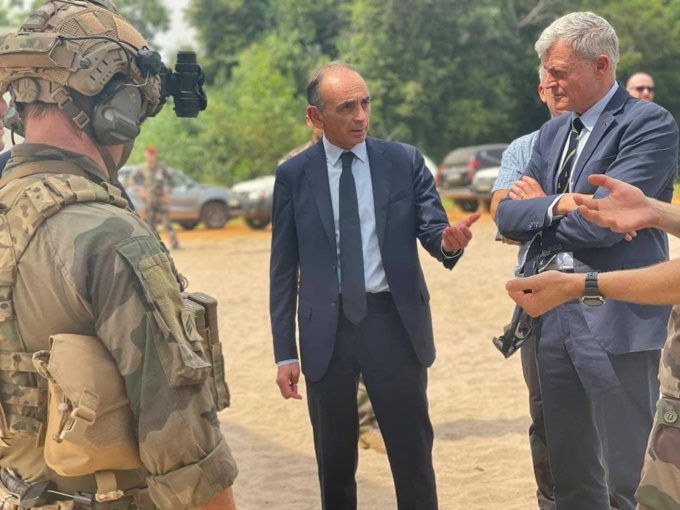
[0,160,130,444]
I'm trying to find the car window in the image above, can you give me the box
[443,148,477,166]
[487,148,506,161]
[172,169,193,187]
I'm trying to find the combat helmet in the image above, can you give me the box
[0,0,163,146]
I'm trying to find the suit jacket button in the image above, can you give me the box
[332,265,336,272]
[330,302,337,310]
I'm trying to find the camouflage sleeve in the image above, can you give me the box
[60,206,237,508]
[128,166,142,188]
[162,164,175,189]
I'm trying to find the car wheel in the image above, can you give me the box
[455,199,479,212]
[201,201,229,229]
[179,221,199,230]
[245,217,271,230]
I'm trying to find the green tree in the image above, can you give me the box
[581,0,680,119]
[116,0,170,44]
[186,0,272,83]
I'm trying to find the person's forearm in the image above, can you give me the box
[598,258,680,305]
[651,199,680,239]
[196,487,236,510]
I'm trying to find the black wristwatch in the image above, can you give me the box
[581,271,605,307]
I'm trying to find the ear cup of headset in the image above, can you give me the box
[91,80,143,145]
[3,106,25,138]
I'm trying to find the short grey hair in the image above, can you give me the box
[306,61,360,111]
[535,12,619,75]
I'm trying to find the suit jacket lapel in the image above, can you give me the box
[367,138,390,252]
[571,86,627,186]
[303,141,337,254]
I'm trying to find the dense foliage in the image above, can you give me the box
[5,0,680,184]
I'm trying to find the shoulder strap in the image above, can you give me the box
[0,160,93,190]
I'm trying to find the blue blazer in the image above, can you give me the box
[496,86,678,354]
[270,137,458,381]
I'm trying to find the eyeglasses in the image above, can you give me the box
[634,86,655,93]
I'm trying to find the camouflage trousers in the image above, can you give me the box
[636,395,680,509]
[357,375,379,434]
[636,306,680,510]
[144,200,178,249]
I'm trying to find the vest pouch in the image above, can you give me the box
[32,334,143,477]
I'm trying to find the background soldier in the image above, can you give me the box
[131,146,180,249]
[0,1,236,508]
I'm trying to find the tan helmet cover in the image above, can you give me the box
[0,0,161,124]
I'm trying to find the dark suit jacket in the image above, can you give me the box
[496,86,678,354]
[270,137,458,382]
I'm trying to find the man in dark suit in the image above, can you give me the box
[270,62,479,510]
[496,12,678,510]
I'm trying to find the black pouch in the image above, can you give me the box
[492,305,540,358]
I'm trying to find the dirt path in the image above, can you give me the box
[163,213,680,510]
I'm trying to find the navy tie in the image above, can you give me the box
[339,151,367,325]
[555,116,584,193]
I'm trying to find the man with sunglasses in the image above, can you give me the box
[626,72,655,102]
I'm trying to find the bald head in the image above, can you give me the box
[626,72,655,102]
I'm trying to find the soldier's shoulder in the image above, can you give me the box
[46,202,155,253]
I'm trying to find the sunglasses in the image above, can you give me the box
[634,86,655,93]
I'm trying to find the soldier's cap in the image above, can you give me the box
[0,0,161,118]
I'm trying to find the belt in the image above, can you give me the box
[0,469,137,509]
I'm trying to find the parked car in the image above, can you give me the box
[471,166,500,212]
[231,175,276,230]
[436,143,507,212]
[232,154,437,231]
[437,144,507,188]
[423,154,438,180]
[118,166,241,230]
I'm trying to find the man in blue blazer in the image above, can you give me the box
[270,62,479,510]
[496,12,678,510]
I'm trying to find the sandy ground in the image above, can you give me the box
[164,213,680,510]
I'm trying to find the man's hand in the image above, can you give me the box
[508,176,546,200]
[276,363,302,400]
[506,271,585,317]
[442,213,481,252]
[574,174,655,236]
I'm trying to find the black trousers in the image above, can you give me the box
[306,292,438,510]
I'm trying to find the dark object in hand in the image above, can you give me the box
[492,305,539,358]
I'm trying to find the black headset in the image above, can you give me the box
[90,77,143,145]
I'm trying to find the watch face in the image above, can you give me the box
[581,296,605,307]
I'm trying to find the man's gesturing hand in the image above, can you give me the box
[506,271,585,317]
[276,362,303,400]
[574,174,655,236]
[442,213,481,253]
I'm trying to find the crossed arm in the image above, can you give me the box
[507,175,680,316]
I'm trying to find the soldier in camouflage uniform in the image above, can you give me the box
[278,114,386,454]
[0,1,237,509]
[504,174,680,510]
[130,146,180,250]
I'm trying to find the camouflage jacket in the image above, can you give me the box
[277,140,314,166]
[0,144,237,509]
[130,162,174,199]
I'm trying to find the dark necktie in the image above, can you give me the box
[339,151,367,325]
[555,116,584,194]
